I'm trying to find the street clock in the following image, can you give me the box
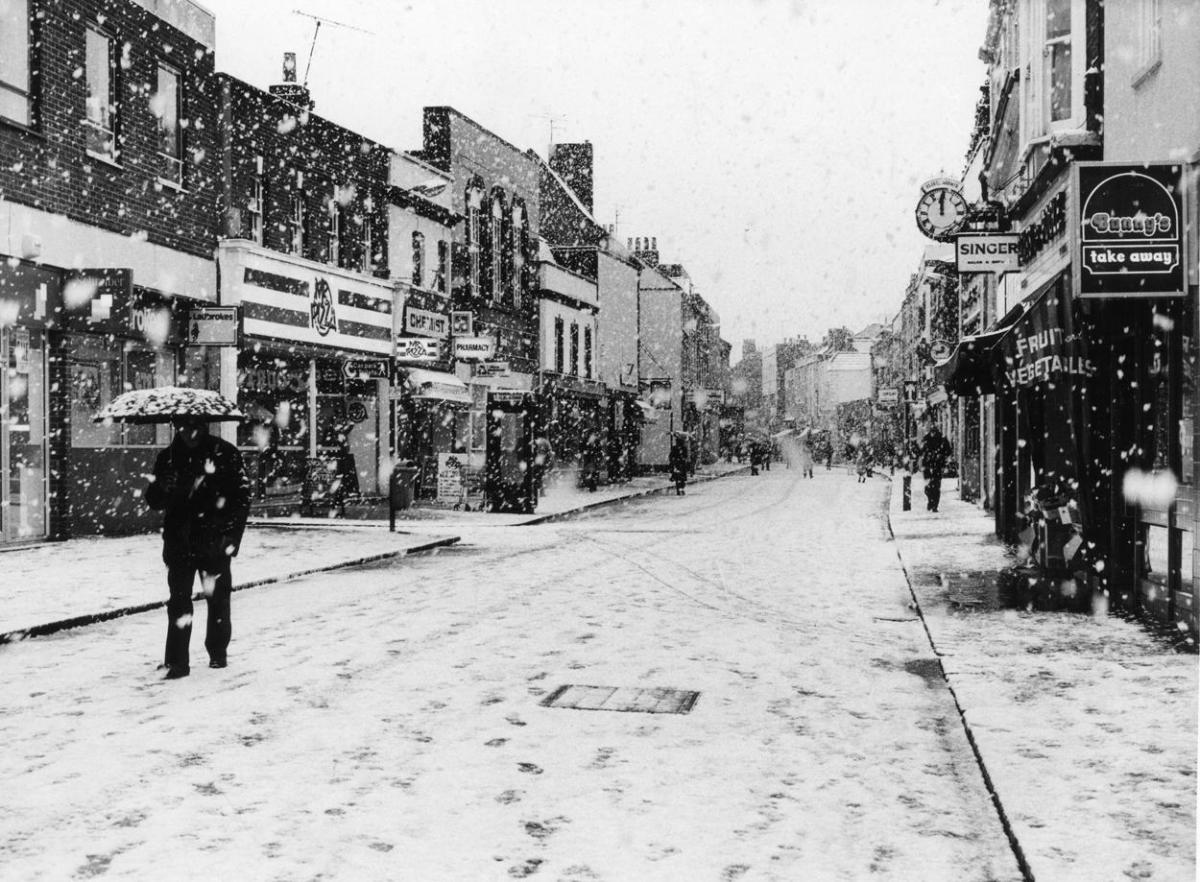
[915,179,968,241]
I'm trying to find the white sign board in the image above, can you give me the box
[437,452,467,501]
[404,306,449,338]
[395,337,443,362]
[453,336,496,360]
[955,234,1020,274]
[188,306,239,346]
[878,387,900,404]
[474,360,510,377]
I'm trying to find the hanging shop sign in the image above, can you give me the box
[453,336,496,360]
[187,306,240,346]
[1073,162,1184,299]
[395,337,443,362]
[343,358,390,381]
[403,306,449,338]
[450,310,474,337]
[955,234,1020,274]
[929,339,953,362]
[877,387,900,405]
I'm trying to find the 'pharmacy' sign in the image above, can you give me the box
[1074,162,1183,298]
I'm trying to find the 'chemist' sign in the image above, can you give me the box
[1074,162,1183,299]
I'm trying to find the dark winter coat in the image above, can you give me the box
[145,433,251,566]
[669,440,689,484]
[919,430,952,477]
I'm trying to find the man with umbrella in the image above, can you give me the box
[99,387,250,679]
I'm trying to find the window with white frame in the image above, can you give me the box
[290,192,304,255]
[155,63,182,184]
[328,194,341,266]
[1022,0,1084,140]
[411,231,425,288]
[361,216,373,273]
[584,325,593,379]
[85,27,117,158]
[247,156,264,243]
[1136,0,1162,81]
[0,0,31,126]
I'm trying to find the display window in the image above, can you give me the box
[68,335,173,448]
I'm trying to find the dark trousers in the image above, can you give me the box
[924,471,944,511]
[164,557,232,670]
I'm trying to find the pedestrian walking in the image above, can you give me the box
[918,424,952,513]
[669,435,689,495]
[532,435,554,500]
[797,430,814,479]
[144,417,251,679]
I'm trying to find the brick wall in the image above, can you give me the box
[0,0,220,261]
[220,75,391,279]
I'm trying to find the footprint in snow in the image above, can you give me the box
[495,790,523,804]
[517,762,543,775]
[486,738,509,747]
[508,858,543,878]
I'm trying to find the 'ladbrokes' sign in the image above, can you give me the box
[1073,162,1183,298]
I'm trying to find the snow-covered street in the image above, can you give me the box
[0,469,1193,880]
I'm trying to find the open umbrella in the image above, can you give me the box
[93,386,245,424]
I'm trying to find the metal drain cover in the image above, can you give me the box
[541,685,700,715]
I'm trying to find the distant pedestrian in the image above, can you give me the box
[145,418,250,679]
[797,431,814,479]
[532,435,554,499]
[918,425,952,512]
[669,436,689,495]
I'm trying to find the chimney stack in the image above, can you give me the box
[632,234,659,268]
[269,52,314,110]
[548,142,594,213]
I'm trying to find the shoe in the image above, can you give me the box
[163,665,190,680]
[208,659,227,669]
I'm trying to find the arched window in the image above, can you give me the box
[490,192,504,302]
[465,184,483,297]
[511,201,526,309]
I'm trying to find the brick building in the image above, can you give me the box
[0,0,221,540]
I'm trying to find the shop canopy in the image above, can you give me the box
[934,300,1029,396]
[404,368,472,406]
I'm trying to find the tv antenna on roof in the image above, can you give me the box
[528,113,567,152]
[293,10,374,87]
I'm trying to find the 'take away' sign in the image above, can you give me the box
[1074,162,1183,299]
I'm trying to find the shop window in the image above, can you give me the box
[236,354,310,450]
[84,27,117,159]
[0,0,32,126]
[70,338,171,448]
[154,62,183,185]
[412,231,425,288]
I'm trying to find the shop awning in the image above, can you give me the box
[632,400,659,421]
[934,328,1009,396]
[404,368,472,406]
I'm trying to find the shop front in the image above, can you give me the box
[393,367,472,500]
[536,372,607,488]
[63,273,190,535]
[219,243,394,513]
[0,260,58,543]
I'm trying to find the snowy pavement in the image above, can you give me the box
[0,465,741,642]
[890,474,1198,882]
[0,466,1193,880]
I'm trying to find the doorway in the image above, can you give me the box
[1,327,49,542]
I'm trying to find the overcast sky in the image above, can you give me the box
[199,0,989,352]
